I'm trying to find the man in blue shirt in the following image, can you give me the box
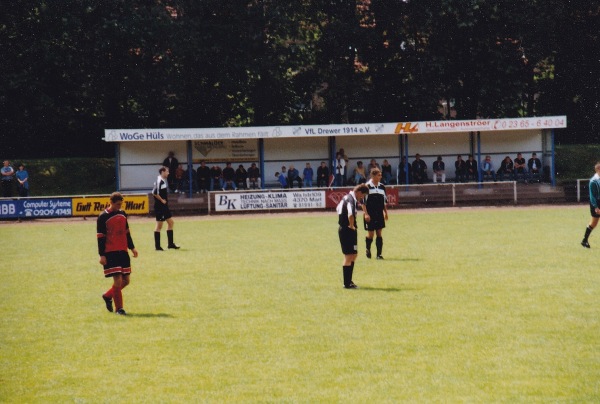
[15,163,29,197]
[581,162,600,248]
[1,160,15,197]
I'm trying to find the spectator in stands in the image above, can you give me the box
[1,160,15,197]
[528,152,542,182]
[162,151,179,192]
[353,161,367,185]
[465,154,478,182]
[497,156,514,181]
[581,161,600,248]
[182,166,199,194]
[398,157,411,185]
[303,163,313,188]
[455,155,466,183]
[368,159,381,174]
[411,154,428,184]
[432,155,446,183]
[481,155,496,181]
[317,161,329,187]
[174,164,185,193]
[235,164,248,189]
[210,165,222,191]
[16,163,29,197]
[287,164,302,188]
[247,162,261,189]
[275,170,288,188]
[222,162,236,190]
[334,152,346,186]
[381,159,393,184]
[514,153,527,181]
[197,161,211,193]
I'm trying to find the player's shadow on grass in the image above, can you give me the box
[379,257,420,262]
[127,313,174,318]
[358,286,418,292]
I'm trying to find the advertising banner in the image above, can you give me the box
[192,139,258,162]
[0,198,73,219]
[214,190,326,212]
[72,195,149,216]
[0,200,20,219]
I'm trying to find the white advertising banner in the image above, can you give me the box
[105,116,566,142]
[214,190,326,212]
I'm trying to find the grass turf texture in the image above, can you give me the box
[1,206,599,402]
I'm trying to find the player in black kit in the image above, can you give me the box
[362,168,388,259]
[152,166,180,250]
[337,184,369,289]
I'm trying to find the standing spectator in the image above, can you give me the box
[1,160,15,197]
[152,167,180,251]
[97,192,139,315]
[222,162,236,190]
[455,155,466,183]
[362,168,388,260]
[196,161,211,193]
[303,163,314,188]
[432,155,446,183]
[336,184,369,289]
[16,163,29,197]
[381,159,392,184]
[411,154,428,184]
[581,162,600,248]
[247,162,261,189]
[465,154,478,182]
[210,165,222,191]
[514,152,527,181]
[497,156,514,181]
[235,164,248,189]
[481,155,496,181]
[316,161,329,188]
[398,157,411,185]
[528,152,542,182]
[162,151,179,192]
[287,164,302,188]
[334,152,346,186]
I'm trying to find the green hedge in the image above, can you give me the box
[555,144,600,183]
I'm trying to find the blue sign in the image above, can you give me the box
[0,198,73,219]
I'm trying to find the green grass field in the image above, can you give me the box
[1,206,599,402]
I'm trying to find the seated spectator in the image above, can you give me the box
[235,164,248,189]
[197,161,211,193]
[316,161,329,187]
[353,161,367,185]
[210,165,222,191]
[455,155,466,183]
[287,164,302,188]
[247,162,261,189]
[381,159,393,184]
[528,152,542,182]
[481,155,496,181]
[275,171,288,188]
[303,163,313,188]
[222,162,236,190]
[182,167,199,193]
[397,157,411,184]
[367,159,380,174]
[432,155,446,183]
[514,152,527,181]
[465,154,478,182]
[412,154,428,184]
[497,156,514,181]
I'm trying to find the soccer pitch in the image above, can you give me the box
[1,206,599,402]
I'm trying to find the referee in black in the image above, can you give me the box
[363,168,389,259]
[337,184,369,289]
[152,166,180,250]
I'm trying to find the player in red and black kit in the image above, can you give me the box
[97,192,138,315]
[362,168,389,259]
[153,166,180,250]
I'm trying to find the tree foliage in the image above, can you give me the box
[1,0,598,157]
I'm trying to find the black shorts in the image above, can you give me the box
[155,204,173,221]
[591,204,600,218]
[103,251,132,277]
[339,226,358,255]
[364,213,386,231]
